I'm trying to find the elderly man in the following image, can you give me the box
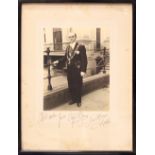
[54,32,87,107]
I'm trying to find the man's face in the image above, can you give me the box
[68,34,76,43]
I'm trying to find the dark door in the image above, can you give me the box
[96,28,101,51]
[53,28,62,51]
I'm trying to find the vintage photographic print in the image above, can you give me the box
[43,27,109,111]
[21,3,133,152]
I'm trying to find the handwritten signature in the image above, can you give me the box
[39,112,110,129]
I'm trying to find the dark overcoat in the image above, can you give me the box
[59,42,88,103]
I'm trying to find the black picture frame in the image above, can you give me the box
[18,0,136,154]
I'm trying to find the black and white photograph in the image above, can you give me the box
[20,3,134,152]
[43,27,110,110]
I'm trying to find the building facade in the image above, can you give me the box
[43,27,109,76]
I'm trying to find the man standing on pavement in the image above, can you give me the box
[53,32,88,107]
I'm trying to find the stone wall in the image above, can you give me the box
[44,73,109,110]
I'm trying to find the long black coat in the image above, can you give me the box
[58,42,88,103]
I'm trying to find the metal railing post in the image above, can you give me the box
[103,47,106,73]
[44,47,52,90]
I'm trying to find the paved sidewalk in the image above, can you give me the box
[51,87,109,111]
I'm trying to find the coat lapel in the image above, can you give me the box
[66,42,79,64]
[69,42,78,57]
[73,42,78,51]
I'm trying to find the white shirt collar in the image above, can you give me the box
[70,42,76,49]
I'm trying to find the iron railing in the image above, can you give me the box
[44,47,110,91]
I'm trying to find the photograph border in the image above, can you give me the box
[18,0,136,154]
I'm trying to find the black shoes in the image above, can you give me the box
[77,102,81,107]
[68,100,81,107]
[68,100,75,105]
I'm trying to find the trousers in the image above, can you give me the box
[67,65,83,103]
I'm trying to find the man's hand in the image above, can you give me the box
[53,60,59,66]
[80,72,85,77]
